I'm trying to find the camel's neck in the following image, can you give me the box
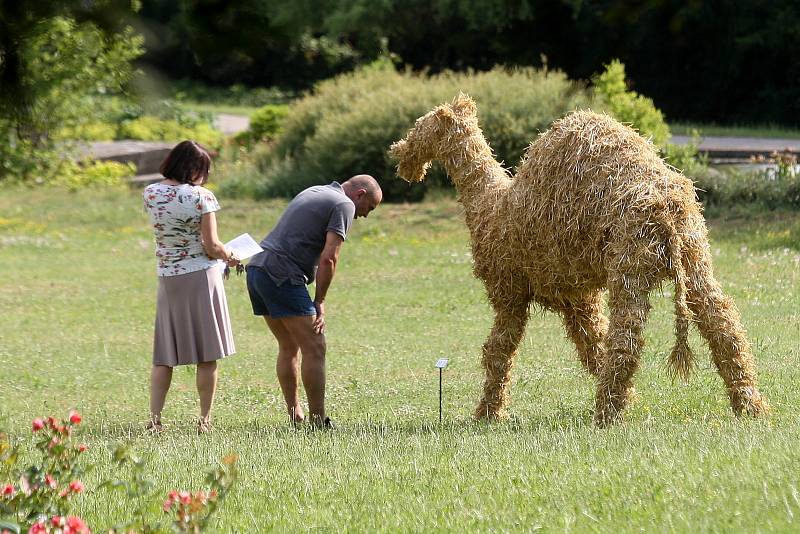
[440,130,512,226]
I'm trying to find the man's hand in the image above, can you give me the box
[312,301,325,334]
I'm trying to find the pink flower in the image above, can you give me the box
[65,516,90,534]
[179,490,191,504]
[69,480,84,493]
[68,411,82,425]
[77,444,88,453]
[51,516,65,527]
[1,484,13,496]
[46,416,58,430]
[45,474,57,489]
[32,418,45,432]
[29,521,47,534]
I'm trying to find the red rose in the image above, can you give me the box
[69,410,82,425]
[32,418,45,431]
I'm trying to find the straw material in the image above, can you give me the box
[390,94,768,426]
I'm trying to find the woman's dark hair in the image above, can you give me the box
[159,140,212,185]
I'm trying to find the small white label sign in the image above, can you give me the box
[435,358,449,369]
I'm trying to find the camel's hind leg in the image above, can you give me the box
[560,291,608,377]
[594,276,652,427]
[683,238,768,416]
[474,293,530,420]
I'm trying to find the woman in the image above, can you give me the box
[143,140,239,433]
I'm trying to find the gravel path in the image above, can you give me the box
[214,113,250,135]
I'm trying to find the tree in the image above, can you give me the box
[0,1,144,181]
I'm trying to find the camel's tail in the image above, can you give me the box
[666,225,694,382]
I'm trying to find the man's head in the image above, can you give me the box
[341,174,383,218]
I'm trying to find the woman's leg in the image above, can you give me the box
[196,361,218,423]
[150,365,174,425]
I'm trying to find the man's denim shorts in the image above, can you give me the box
[246,267,316,318]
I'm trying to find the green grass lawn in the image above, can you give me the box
[1,186,799,532]
[669,122,800,140]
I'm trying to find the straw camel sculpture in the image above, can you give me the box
[389,94,768,426]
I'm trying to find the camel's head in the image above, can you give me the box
[389,93,478,183]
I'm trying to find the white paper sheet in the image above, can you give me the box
[224,233,263,260]
[216,233,263,270]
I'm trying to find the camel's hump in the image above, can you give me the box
[546,109,652,146]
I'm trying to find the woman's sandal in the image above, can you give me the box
[197,419,212,435]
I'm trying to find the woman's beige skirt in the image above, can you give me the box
[153,266,235,366]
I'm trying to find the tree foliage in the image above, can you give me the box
[136,0,799,126]
[0,2,143,181]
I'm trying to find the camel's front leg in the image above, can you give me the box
[474,297,530,420]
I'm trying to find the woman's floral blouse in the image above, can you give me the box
[143,183,220,277]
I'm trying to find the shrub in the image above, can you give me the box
[55,122,118,142]
[592,60,670,147]
[60,161,136,190]
[250,104,290,139]
[118,117,223,148]
[235,104,290,147]
[252,62,591,201]
[695,151,800,211]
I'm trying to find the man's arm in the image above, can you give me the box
[312,231,344,334]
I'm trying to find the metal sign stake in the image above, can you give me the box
[435,358,449,425]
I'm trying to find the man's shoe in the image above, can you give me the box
[310,415,335,430]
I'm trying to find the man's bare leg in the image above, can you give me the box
[264,316,305,422]
[280,315,327,424]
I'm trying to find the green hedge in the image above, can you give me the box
[241,63,591,201]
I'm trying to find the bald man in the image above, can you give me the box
[246,175,383,428]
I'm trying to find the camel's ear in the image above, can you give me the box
[433,103,458,125]
[388,139,406,161]
[451,93,477,117]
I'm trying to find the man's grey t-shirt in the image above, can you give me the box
[248,182,355,285]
